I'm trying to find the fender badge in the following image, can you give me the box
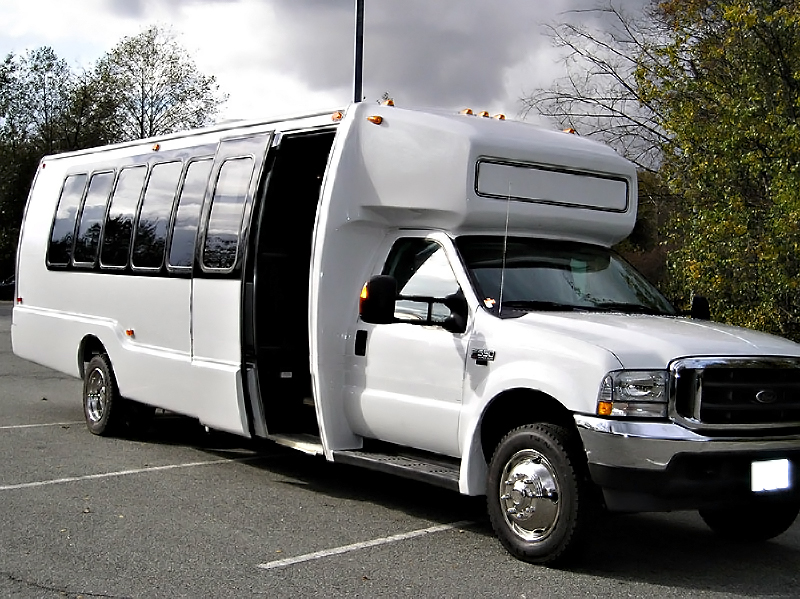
[471,348,496,366]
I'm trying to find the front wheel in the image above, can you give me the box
[699,499,800,541]
[486,424,591,565]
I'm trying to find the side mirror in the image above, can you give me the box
[690,295,711,320]
[441,290,468,334]
[359,275,397,324]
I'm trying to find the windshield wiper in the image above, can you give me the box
[499,300,581,312]
[591,302,670,316]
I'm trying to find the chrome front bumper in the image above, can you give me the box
[574,414,800,511]
[575,414,800,471]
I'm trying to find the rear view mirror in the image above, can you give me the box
[359,275,397,324]
[690,295,710,320]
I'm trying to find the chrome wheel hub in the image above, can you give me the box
[85,367,107,423]
[499,449,561,541]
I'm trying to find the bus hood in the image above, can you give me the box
[513,312,800,368]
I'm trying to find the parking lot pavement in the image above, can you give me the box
[2,300,800,598]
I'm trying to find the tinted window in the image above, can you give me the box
[48,174,87,266]
[202,157,253,270]
[132,161,183,269]
[101,166,146,268]
[73,171,114,265]
[168,158,212,269]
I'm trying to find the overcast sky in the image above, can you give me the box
[1,0,648,124]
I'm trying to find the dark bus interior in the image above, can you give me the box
[243,128,337,439]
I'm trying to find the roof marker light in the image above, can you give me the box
[332,111,344,122]
[125,329,135,338]
[152,144,160,151]
[493,114,506,120]
[563,128,577,134]
[460,108,474,115]
[367,115,384,125]
[478,111,490,118]
[381,98,395,106]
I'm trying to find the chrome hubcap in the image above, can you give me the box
[499,449,561,542]
[85,367,107,423]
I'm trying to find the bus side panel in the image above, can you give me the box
[190,277,249,435]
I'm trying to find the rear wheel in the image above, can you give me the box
[699,499,800,541]
[486,423,591,565]
[83,354,123,436]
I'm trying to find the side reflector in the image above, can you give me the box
[367,115,384,125]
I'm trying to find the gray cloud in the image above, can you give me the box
[259,0,652,111]
[92,0,654,115]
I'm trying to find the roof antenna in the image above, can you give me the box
[353,0,364,103]
[497,184,511,316]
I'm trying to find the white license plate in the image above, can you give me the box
[751,459,792,492]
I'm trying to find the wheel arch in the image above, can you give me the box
[479,388,577,465]
[78,335,108,379]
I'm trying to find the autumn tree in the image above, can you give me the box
[525,0,800,339]
[94,25,226,140]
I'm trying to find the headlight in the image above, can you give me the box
[596,370,669,418]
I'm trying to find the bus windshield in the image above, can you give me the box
[455,236,676,317]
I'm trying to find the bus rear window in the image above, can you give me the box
[48,174,88,266]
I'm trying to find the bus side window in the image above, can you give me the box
[202,157,254,271]
[47,174,88,267]
[132,161,183,270]
[167,158,212,270]
[73,171,115,266]
[101,166,147,269]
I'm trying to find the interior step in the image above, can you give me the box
[332,447,460,491]
[268,433,323,455]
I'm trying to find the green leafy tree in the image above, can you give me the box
[0,28,228,277]
[640,0,800,338]
[94,25,227,140]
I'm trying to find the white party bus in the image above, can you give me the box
[12,102,800,564]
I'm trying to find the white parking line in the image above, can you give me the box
[0,456,260,491]
[257,520,472,570]
[0,421,84,430]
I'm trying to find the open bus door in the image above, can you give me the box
[189,132,273,436]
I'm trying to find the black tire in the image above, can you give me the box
[699,499,800,541]
[486,423,591,566]
[83,354,124,436]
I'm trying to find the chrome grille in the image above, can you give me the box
[671,357,800,431]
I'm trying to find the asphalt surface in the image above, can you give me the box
[1,300,799,598]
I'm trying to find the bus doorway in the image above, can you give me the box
[244,129,336,439]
